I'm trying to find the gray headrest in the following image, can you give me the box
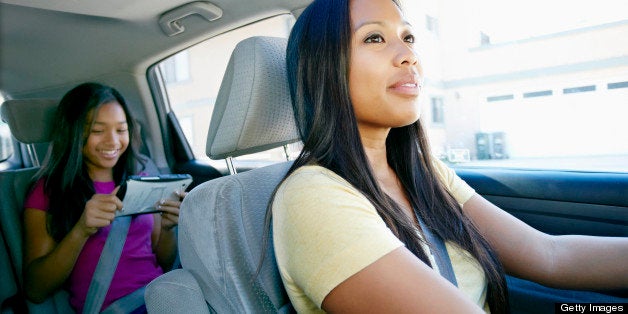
[1,99,58,144]
[205,36,299,160]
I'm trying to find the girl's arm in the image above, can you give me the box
[462,194,628,290]
[151,191,186,270]
[151,214,177,270]
[23,191,122,302]
[23,209,89,302]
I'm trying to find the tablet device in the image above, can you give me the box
[116,174,193,217]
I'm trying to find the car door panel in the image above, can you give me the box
[456,167,628,312]
[456,167,628,236]
[483,195,626,237]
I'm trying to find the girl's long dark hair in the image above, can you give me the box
[35,82,143,242]
[272,0,508,312]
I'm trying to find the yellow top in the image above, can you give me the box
[272,159,488,313]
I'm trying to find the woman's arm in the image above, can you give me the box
[462,194,628,290]
[23,191,122,302]
[322,247,484,313]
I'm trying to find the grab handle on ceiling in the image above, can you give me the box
[159,1,223,37]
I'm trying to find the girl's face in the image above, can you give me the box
[348,0,423,132]
[82,101,129,181]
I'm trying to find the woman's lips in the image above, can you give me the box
[388,80,421,96]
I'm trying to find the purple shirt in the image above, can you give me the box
[24,179,164,312]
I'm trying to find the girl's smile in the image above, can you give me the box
[82,101,129,181]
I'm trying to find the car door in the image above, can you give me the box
[455,166,628,313]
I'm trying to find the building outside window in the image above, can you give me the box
[480,31,491,46]
[0,93,13,161]
[431,97,445,125]
[160,51,190,84]
[425,14,439,37]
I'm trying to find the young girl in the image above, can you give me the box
[271,0,628,313]
[23,82,183,313]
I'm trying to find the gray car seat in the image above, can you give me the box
[0,99,75,313]
[0,230,20,312]
[1,99,58,167]
[0,98,161,313]
[144,36,300,313]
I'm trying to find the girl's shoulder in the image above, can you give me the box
[24,177,48,211]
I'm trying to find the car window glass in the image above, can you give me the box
[156,14,297,169]
[403,0,628,172]
[0,94,14,162]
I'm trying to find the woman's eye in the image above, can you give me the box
[91,130,104,134]
[404,34,415,44]
[365,34,384,43]
[117,129,128,133]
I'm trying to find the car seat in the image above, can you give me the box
[0,99,75,313]
[144,36,300,313]
[1,99,57,167]
[0,224,21,312]
[0,98,161,313]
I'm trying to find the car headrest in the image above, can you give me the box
[1,98,58,144]
[205,36,300,160]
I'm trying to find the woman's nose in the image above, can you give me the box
[394,42,418,68]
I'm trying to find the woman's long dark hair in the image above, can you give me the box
[273,0,508,312]
[35,82,143,242]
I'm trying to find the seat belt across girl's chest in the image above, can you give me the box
[82,216,132,314]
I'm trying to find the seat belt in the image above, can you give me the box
[100,286,146,314]
[83,216,132,314]
[416,216,458,287]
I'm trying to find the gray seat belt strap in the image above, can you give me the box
[83,215,132,314]
[100,286,146,314]
[416,216,458,287]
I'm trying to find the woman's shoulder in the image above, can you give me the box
[290,164,338,176]
[273,165,396,241]
[274,165,373,214]
[430,157,453,176]
[283,165,350,187]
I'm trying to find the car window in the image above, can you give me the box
[0,93,14,162]
[155,14,298,169]
[155,4,627,173]
[404,0,628,173]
